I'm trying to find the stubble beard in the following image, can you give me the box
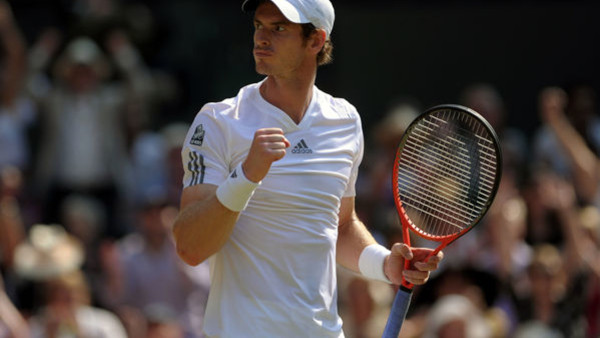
[254,57,272,76]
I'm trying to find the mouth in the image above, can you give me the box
[253,48,273,57]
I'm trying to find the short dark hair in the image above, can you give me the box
[301,23,333,66]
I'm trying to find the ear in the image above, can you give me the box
[308,29,327,54]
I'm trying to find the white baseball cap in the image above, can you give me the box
[242,0,335,38]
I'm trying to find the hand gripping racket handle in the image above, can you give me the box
[382,286,413,338]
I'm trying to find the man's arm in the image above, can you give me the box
[172,128,290,266]
[336,197,443,285]
[540,87,600,203]
[336,196,377,272]
[173,184,239,266]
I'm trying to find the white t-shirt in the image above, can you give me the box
[182,80,364,338]
[29,305,128,338]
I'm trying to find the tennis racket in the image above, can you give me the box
[382,104,502,338]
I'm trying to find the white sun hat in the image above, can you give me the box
[13,224,84,281]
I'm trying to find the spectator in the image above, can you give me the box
[512,244,566,337]
[459,82,528,181]
[532,85,600,203]
[59,194,108,305]
[12,224,127,338]
[28,270,127,338]
[100,195,209,338]
[26,29,157,238]
[422,294,493,338]
[536,86,600,205]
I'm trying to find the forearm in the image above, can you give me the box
[173,187,239,266]
[175,135,277,266]
[547,114,599,202]
[336,212,377,273]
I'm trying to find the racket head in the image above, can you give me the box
[392,104,502,247]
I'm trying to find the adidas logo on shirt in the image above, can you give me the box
[292,139,313,154]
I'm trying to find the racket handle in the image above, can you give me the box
[382,286,413,338]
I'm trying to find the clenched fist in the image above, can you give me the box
[242,128,290,182]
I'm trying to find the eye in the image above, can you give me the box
[275,25,285,32]
[253,22,262,30]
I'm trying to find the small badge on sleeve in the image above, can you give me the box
[190,124,205,146]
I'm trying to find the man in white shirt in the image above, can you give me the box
[173,1,444,336]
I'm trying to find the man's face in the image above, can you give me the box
[252,1,312,77]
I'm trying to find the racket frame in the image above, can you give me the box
[391,104,503,289]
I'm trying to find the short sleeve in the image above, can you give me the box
[181,107,230,187]
[343,107,364,198]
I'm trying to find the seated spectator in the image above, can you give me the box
[422,294,493,338]
[12,224,127,337]
[99,195,210,337]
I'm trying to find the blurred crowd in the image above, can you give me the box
[1,0,600,337]
[339,83,600,338]
[1,1,209,337]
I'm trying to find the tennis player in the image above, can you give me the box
[173,0,443,336]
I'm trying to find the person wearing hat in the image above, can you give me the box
[12,224,128,338]
[173,1,444,336]
[28,30,155,238]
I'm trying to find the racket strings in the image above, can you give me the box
[426,116,499,182]
[403,123,495,211]
[396,110,499,238]
[397,151,479,231]
[397,144,486,219]
[405,127,496,198]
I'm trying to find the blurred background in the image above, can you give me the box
[2,0,600,337]
[9,0,600,132]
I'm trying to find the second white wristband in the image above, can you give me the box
[358,244,392,284]
[216,162,260,212]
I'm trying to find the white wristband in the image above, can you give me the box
[216,163,260,212]
[358,244,392,283]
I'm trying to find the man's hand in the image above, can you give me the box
[243,128,290,182]
[383,243,443,286]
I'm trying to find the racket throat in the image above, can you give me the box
[401,224,414,290]
[431,242,449,257]
[401,258,414,290]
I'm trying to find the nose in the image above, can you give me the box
[254,28,269,47]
